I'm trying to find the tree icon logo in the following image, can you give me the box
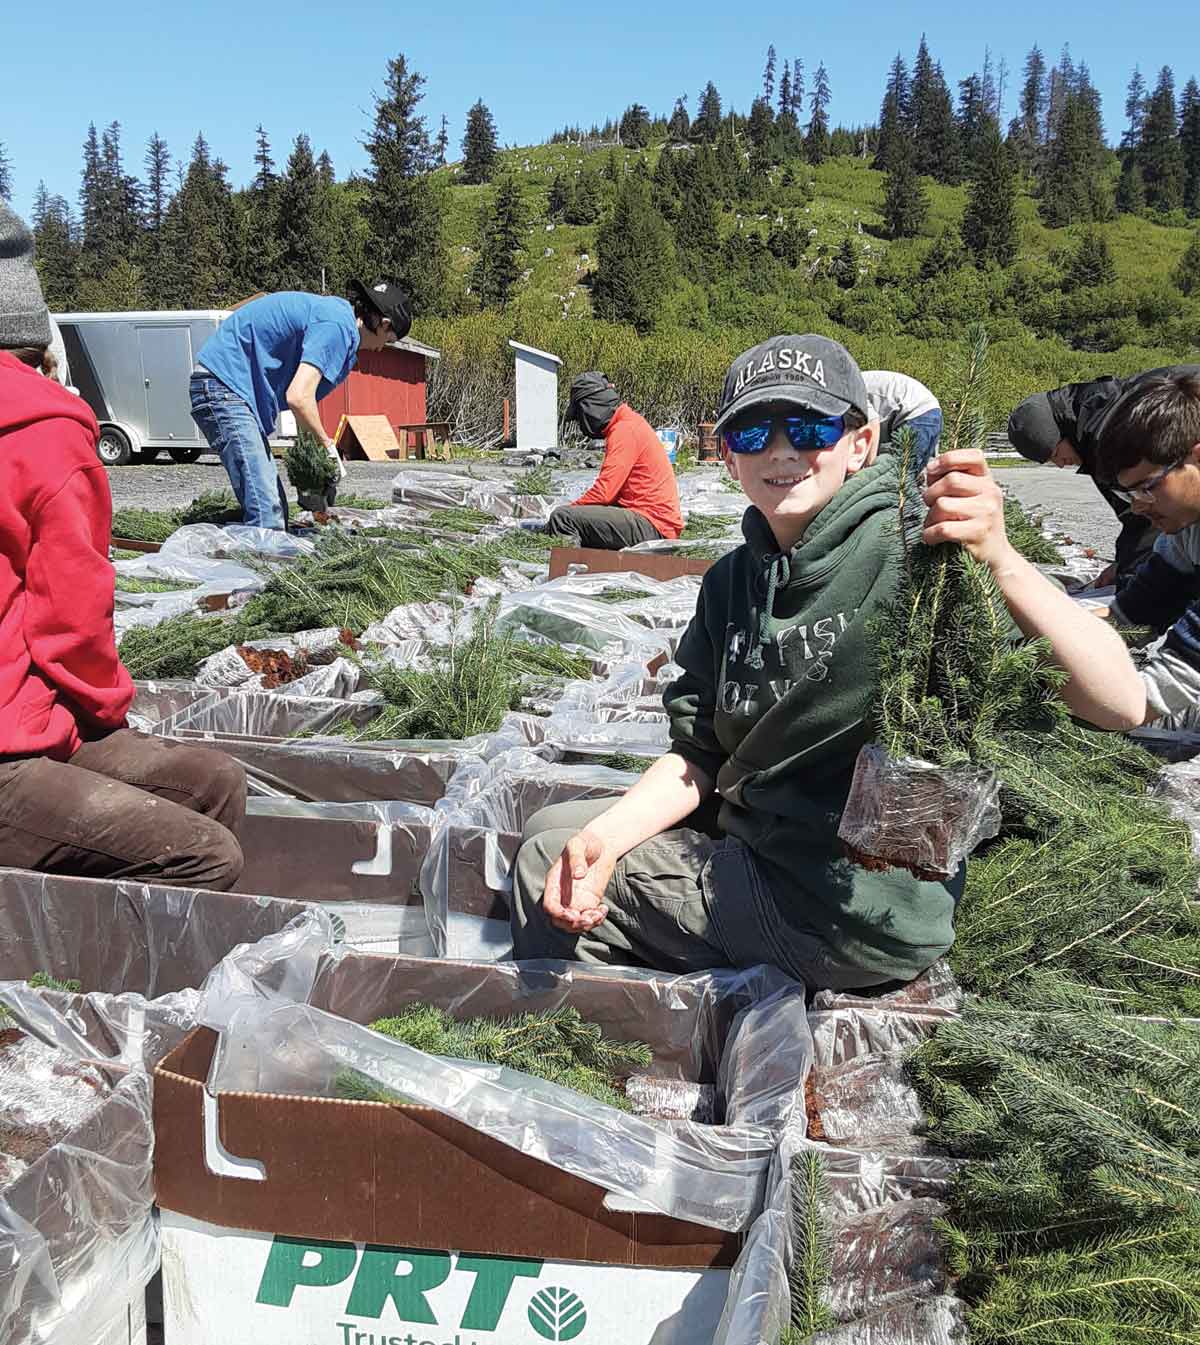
[528,1286,588,1340]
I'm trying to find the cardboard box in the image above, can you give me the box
[155,1027,739,1345]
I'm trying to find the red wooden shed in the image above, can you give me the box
[316,336,441,440]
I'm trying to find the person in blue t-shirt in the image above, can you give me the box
[190,282,412,528]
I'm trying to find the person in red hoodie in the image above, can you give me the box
[0,204,245,889]
[545,372,683,550]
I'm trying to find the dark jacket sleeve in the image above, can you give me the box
[663,581,725,780]
[1112,535,1197,634]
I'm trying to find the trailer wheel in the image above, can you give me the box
[168,446,204,464]
[96,427,133,467]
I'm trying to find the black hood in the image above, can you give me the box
[568,371,620,438]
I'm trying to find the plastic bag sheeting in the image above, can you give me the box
[196,912,812,1231]
[157,522,315,561]
[710,1172,790,1345]
[389,471,545,521]
[809,1008,957,1070]
[1150,754,1200,855]
[155,689,381,740]
[114,551,264,596]
[809,1054,929,1153]
[494,589,672,665]
[0,1034,157,1345]
[0,867,312,1000]
[839,744,1001,880]
[809,959,962,1015]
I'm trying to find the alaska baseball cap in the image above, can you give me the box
[350,279,413,341]
[713,334,870,433]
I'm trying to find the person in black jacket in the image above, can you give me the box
[1006,367,1200,583]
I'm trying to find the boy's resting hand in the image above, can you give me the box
[542,830,614,933]
[921,448,1016,572]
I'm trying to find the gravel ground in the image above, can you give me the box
[104,455,1123,561]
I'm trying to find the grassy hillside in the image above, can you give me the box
[415,141,1200,442]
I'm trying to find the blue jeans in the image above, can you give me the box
[903,408,943,470]
[189,373,288,530]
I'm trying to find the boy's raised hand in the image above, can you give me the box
[921,448,1014,570]
[542,829,613,934]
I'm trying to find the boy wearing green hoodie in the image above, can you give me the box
[510,335,1146,988]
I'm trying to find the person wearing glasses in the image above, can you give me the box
[544,372,683,549]
[510,334,1144,985]
[1006,367,1200,584]
[1096,370,1200,724]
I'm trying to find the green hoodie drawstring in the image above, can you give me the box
[746,551,790,670]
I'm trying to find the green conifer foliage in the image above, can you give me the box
[1175,230,1200,295]
[882,137,930,240]
[470,175,525,308]
[785,1151,835,1339]
[593,177,674,333]
[461,99,499,185]
[962,124,1019,267]
[285,428,338,495]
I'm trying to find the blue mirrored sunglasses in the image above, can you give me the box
[722,413,846,455]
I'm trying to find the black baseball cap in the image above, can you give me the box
[714,334,870,433]
[350,279,413,341]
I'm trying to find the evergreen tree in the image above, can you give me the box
[651,147,679,220]
[140,133,172,304]
[593,175,674,333]
[829,235,857,288]
[1122,66,1148,149]
[0,143,11,201]
[778,63,792,121]
[1178,76,1200,214]
[762,45,777,103]
[462,99,498,185]
[910,39,959,183]
[674,178,721,280]
[694,82,722,143]
[1175,229,1200,294]
[1012,44,1047,171]
[882,136,930,239]
[274,133,329,291]
[433,115,449,167]
[956,75,987,174]
[667,96,690,141]
[547,171,572,218]
[918,228,966,280]
[30,184,77,308]
[1039,74,1110,226]
[874,53,910,172]
[805,63,831,165]
[363,53,447,314]
[1064,230,1116,288]
[747,96,775,152]
[961,120,1018,267]
[470,175,525,308]
[317,150,335,186]
[253,125,276,195]
[619,103,651,149]
[1116,156,1148,213]
[564,170,603,224]
[159,133,237,307]
[1140,67,1186,212]
[790,59,805,120]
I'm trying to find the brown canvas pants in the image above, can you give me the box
[0,729,246,890]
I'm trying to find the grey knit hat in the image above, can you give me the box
[0,203,52,350]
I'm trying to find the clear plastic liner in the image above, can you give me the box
[155,689,381,739]
[196,912,812,1232]
[157,522,315,560]
[809,1008,958,1069]
[710,1172,791,1345]
[810,960,962,1014]
[494,589,672,665]
[389,471,545,521]
[809,1294,965,1345]
[1150,754,1200,855]
[114,594,200,640]
[809,1144,965,1217]
[0,986,163,1345]
[839,743,1002,880]
[194,627,357,693]
[826,1197,949,1324]
[0,867,311,1000]
[114,551,264,596]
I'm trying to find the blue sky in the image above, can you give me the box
[5,0,1197,223]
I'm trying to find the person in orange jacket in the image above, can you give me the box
[545,372,683,550]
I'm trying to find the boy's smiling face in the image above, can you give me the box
[726,401,876,550]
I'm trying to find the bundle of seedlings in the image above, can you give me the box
[336,1003,652,1112]
[598,751,655,772]
[113,575,197,595]
[111,489,246,543]
[780,1151,836,1343]
[511,464,554,495]
[284,428,339,512]
[118,611,250,679]
[907,976,1200,1345]
[426,505,497,534]
[681,512,741,540]
[1001,497,1064,566]
[840,326,1067,880]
